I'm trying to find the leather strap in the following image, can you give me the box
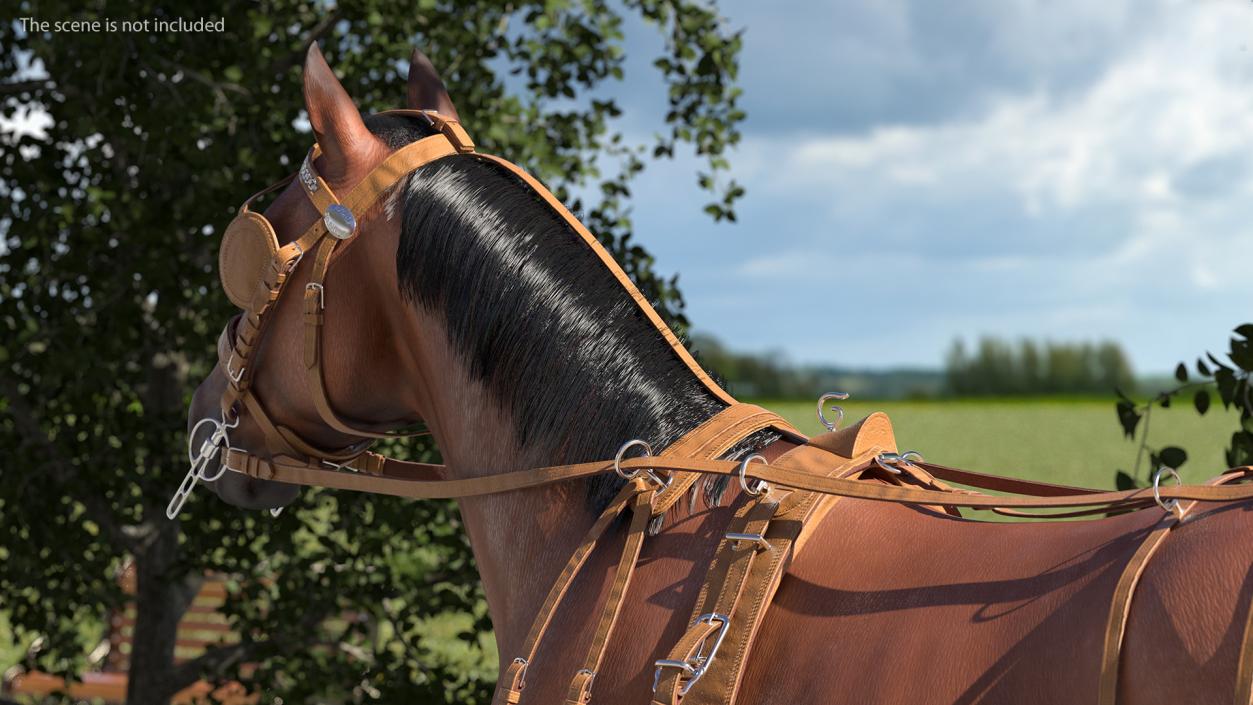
[493,403,778,705]
[652,490,783,705]
[1097,511,1185,705]
[652,405,799,518]
[1236,588,1253,704]
[225,448,1253,510]
[495,479,649,705]
[1099,470,1246,704]
[653,444,878,705]
[565,488,656,705]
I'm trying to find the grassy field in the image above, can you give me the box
[761,397,1238,489]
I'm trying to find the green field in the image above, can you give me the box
[761,397,1238,489]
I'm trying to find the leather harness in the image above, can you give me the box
[179,109,1253,704]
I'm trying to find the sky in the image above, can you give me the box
[607,0,1253,372]
[7,3,1252,374]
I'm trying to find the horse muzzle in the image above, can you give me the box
[184,363,300,513]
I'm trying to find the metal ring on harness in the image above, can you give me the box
[614,439,671,490]
[817,392,849,431]
[1152,466,1187,519]
[737,454,769,496]
[875,450,924,476]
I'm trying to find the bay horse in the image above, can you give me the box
[186,44,1253,704]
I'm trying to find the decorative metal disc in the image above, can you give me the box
[324,204,356,240]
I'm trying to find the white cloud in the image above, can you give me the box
[729,2,1253,293]
[616,1,1253,370]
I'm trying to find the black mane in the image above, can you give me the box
[369,114,773,509]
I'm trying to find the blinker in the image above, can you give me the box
[324,204,356,240]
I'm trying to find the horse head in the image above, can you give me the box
[185,44,764,515]
[185,44,467,511]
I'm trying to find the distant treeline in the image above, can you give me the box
[946,338,1135,396]
[692,333,1137,399]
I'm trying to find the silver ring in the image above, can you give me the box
[615,439,671,490]
[1152,466,1185,518]
[187,416,220,464]
[817,392,849,431]
[615,439,654,481]
[188,417,230,482]
[737,454,769,496]
[197,452,230,482]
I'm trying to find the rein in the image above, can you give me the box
[175,109,1253,705]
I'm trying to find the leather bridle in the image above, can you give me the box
[172,109,1253,705]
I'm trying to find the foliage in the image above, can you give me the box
[945,337,1135,397]
[1113,324,1253,489]
[0,2,744,704]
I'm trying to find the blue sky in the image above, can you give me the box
[7,3,1248,373]
[608,0,1253,372]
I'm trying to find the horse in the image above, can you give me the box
[186,44,1253,705]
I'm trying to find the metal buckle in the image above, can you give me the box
[225,352,246,383]
[725,532,771,552]
[652,613,730,695]
[283,242,304,273]
[874,450,924,476]
[306,282,325,309]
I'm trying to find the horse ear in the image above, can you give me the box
[303,43,376,177]
[406,48,460,120]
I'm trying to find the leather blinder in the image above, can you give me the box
[219,209,281,310]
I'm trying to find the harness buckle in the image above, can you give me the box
[725,532,771,552]
[874,450,924,476]
[306,282,325,309]
[225,351,246,383]
[651,613,730,695]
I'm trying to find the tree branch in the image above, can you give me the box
[264,10,344,79]
[0,371,136,552]
[0,78,55,96]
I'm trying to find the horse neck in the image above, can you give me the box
[401,307,707,665]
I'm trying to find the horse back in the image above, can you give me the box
[736,497,1253,704]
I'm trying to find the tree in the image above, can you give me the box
[944,336,1136,397]
[0,2,745,703]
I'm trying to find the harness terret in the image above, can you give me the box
[172,109,1253,705]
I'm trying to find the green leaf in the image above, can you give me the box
[1115,400,1141,439]
[1216,368,1238,405]
[1114,470,1139,490]
[1194,390,1210,415]
[1175,362,1188,382]
[1158,446,1188,469]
